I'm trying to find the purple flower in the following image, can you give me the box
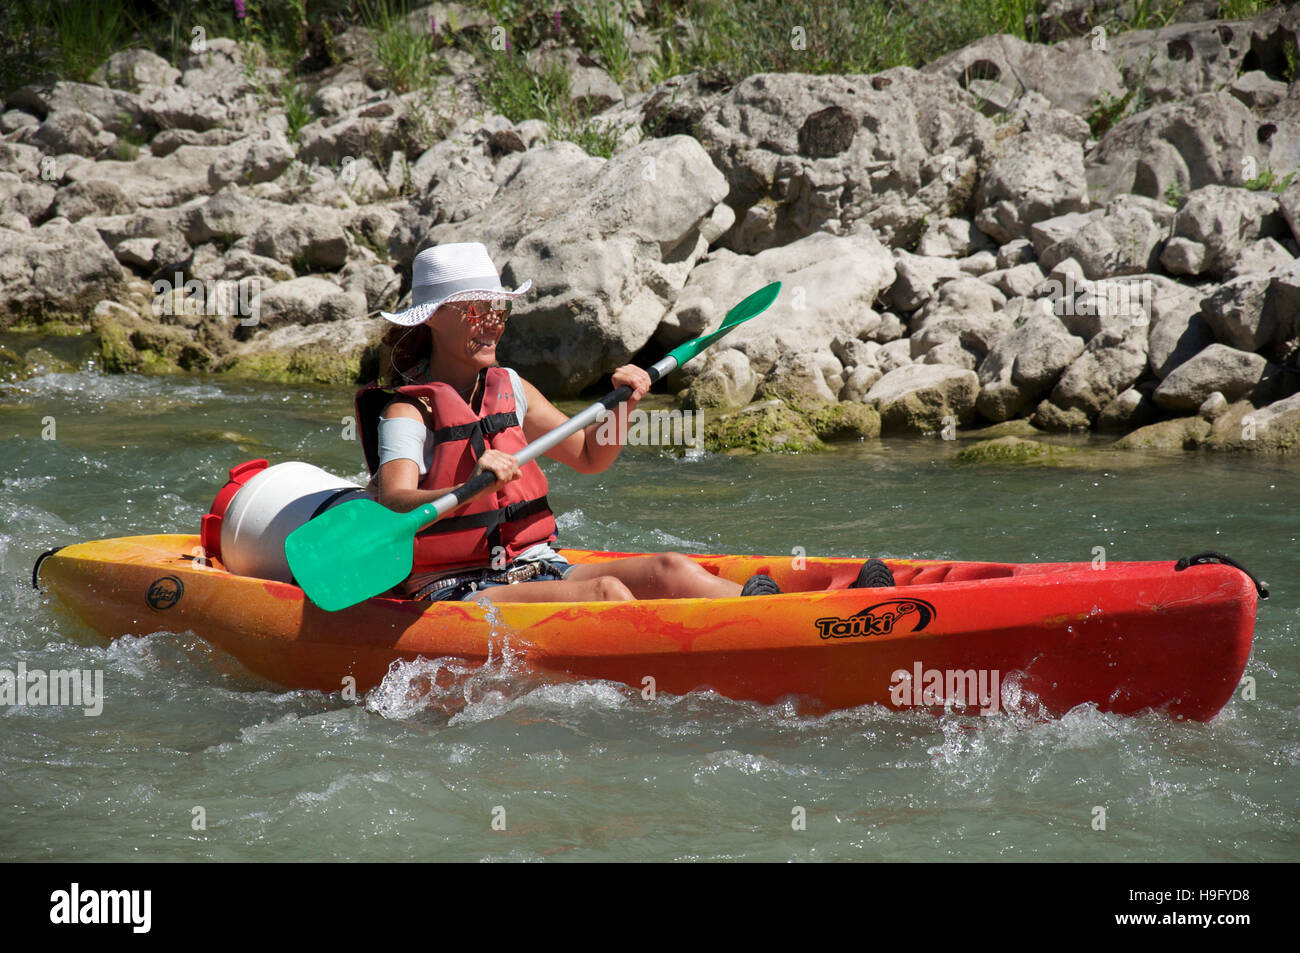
[430,16,438,36]
[233,0,246,20]
[553,9,562,34]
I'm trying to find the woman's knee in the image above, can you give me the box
[656,552,703,583]
[591,575,634,602]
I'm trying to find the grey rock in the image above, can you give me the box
[923,32,1124,116]
[876,338,913,373]
[1086,91,1268,204]
[253,276,367,330]
[684,347,759,409]
[0,220,126,324]
[1229,70,1288,111]
[983,262,1046,299]
[6,82,149,138]
[974,131,1089,244]
[866,363,979,433]
[1097,387,1158,433]
[1028,210,1100,258]
[672,229,895,390]
[1040,195,1170,278]
[1225,237,1294,279]
[957,249,998,275]
[1198,390,1229,421]
[1153,342,1275,411]
[699,69,996,251]
[1200,272,1281,352]
[238,205,353,270]
[976,312,1084,421]
[0,172,55,222]
[921,341,978,370]
[757,351,840,404]
[207,132,295,189]
[916,217,993,257]
[1050,326,1150,418]
[839,363,884,402]
[890,251,963,312]
[1159,185,1286,277]
[92,49,182,91]
[869,312,906,344]
[1031,399,1091,432]
[33,112,118,159]
[996,239,1036,268]
[1107,20,1252,108]
[1145,275,1217,378]
[51,179,134,222]
[1,110,40,134]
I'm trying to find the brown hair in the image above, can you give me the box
[377,322,433,386]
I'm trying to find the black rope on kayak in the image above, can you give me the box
[1174,551,1269,600]
[31,546,63,591]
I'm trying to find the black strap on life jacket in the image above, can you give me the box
[431,412,520,458]
[421,495,551,537]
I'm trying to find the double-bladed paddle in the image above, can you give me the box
[285,281,781,610]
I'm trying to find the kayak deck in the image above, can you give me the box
[39,534,1257,720]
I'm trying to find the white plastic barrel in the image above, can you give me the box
[220,462,370,582]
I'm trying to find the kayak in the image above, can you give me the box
[35,534,1259,720]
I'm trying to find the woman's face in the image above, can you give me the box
[428,300,509,368]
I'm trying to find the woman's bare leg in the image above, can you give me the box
[470,554,742,603]
[470,574,634,604]
[566,553,741,599]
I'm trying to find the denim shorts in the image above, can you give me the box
[417,557,576,603]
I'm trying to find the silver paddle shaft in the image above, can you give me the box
[420,354,679,527]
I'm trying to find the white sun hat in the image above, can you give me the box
[380,242,532,326]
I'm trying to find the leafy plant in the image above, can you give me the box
[1087,89,1134,139]
[282,81,313,140]
[1163,181,1185,207]
[1244,165,1298,193]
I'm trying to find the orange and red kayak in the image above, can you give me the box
[37,535,1259,720]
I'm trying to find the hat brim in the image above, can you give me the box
[380,279,533,326]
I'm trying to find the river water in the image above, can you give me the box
[2,346,1296,862]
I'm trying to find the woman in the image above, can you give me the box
[355,242,759,604]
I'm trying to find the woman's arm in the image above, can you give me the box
[519,366,650,474]
[376,400,520,513]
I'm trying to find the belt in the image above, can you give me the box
[410,560,545,601]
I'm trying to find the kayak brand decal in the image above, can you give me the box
[146,575,184,610]
[815,598,935,639]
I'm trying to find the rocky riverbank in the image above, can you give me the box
[3,2,1300,453]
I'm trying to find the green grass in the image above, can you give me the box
[361,0,449,93]
[480,44,629,156]
[574,1,635,83]
[282,80,313,140]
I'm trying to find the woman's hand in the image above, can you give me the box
[611,365,651,409]
[472,448,521,489]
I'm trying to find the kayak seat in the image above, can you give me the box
[898,563,1016,586]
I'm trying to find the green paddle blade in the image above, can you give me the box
[665,281,780,368]
[285,497,421,611]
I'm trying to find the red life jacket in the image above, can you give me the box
[355,366,556,576]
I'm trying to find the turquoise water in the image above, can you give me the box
[1,360,1296,861]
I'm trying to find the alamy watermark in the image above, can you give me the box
[1,663,104,716]
[1039,272,1154,325]
[152,271,261,326]
[890,662,1001,715]
[593,404,704,450]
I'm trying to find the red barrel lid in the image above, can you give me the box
[200,459,269,562]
